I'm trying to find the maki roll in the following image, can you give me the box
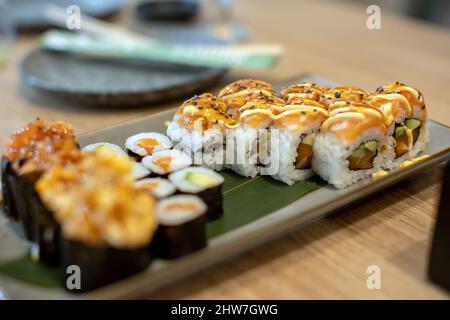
[132,162,151,180]
[226,95,284,177]
[142,149,192,177]
[166,93,234,171]
[319,86,368,108]
[270,100,329,185]
[82,142,127,156]
[373,82,428,159]
[125,132,172,160]
[152,195,207,259]
[218,79,276,118]
[36,148,158,292]
[135,177,176,199]
[169,167,224,220]
[312,103,388,188]
[1,119,81,244]
[280,82,328,105]
[83,142,151,180]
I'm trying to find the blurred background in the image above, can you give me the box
[0,0,450,142]
[342,0,450,28]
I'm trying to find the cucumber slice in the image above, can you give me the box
[405,119,421,130]
[185,172,217,188]
[351,144,366,158]
[302,133,316,146]
[364,140,378,153]
[394,126,406,138]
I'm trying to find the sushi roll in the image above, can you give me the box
[135,177,176,199]
[36,148,157,292]
[319,86,368,108]
[372,82,428,159]
[83,142,151,180]
[82,142,127,156]
[169,167,224,220]
[132,162,151,180]
[142,149,192,177]
[218,79,276,118]
[226,95,284,177]
[270,101,329,185]
[1,119,81,244]
[151,195,207,259]
[280,82,328,104]
[312,103,389,188]
[125,132,172,160]
[166,93,234,171]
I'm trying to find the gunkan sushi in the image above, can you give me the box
[125,132,172,160]
[151,195,207,259]
[36,148,158,292]
[169,166,224,220]
[1,119,81,244]
[142,149,192,176]
[312,102,389,188]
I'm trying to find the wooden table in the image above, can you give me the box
[1,0,450,299]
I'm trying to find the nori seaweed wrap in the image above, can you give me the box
[60,239,151,293]
[36,148,158,292]
[141,149,192,177]
[169,167,224,220]
[135,177,176,199]
[125,132,172,161]
[151,195,207,259]
[1,157,19,220]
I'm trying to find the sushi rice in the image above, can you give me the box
[125,132,172,157]
[142,149,192,175]
[135,178,176,199]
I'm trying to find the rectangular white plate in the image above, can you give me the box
[0,75,449,299]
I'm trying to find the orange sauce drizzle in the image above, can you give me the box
[137,138,159,154]
[153,156,173,173]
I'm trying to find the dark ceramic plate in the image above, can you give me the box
[20,49,227,107]
[7,0,126,31]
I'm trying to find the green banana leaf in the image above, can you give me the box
[0,172,323,288]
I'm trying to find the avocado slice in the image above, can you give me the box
[364,140,378,153]
[395,131,410,158]
[405,119,421,130]
[348,143,376,170]
[185,172,217,188]
[394,126,406,138]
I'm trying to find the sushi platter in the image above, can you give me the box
[0,75,449,299]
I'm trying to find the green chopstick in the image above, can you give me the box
[39,30,281,69]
